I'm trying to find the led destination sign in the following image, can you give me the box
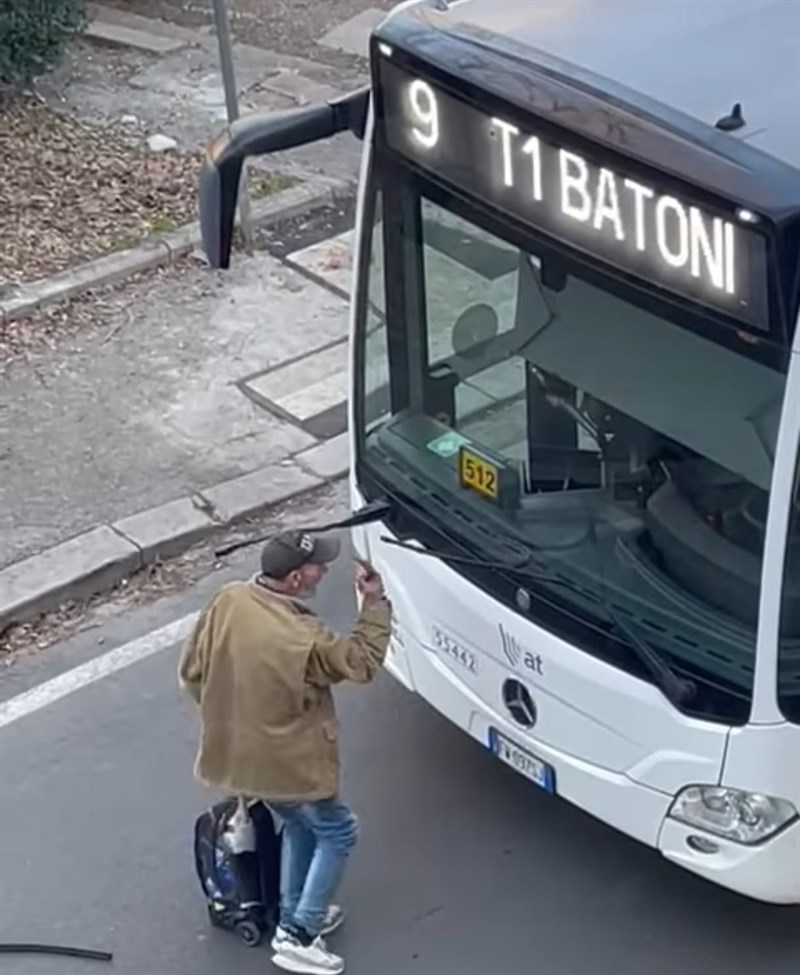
[378,60,768,328]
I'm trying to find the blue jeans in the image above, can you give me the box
[270,798,359,939]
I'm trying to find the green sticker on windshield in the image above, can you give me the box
[427,431,469,458]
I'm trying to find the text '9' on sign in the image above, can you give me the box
[378,60,769,329]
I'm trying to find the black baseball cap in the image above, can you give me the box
[260,530,341,578]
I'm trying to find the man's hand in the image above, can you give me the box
[355,559,386,600]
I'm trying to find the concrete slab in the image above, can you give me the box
[303,403,348,443]
[317,9,387,59]
[280,370,350,423]
[201,463,322,525]
[244,341,349,407]
[88,3,202,45]
[125,44,296,134]
[40,36,365,185]
[0,527,140,628]
[288,230,354,295]
[262,71,343,108]
[113,498,215,562]
[85,20,186,55]
[297,433,351,481]
[0,248,349,569]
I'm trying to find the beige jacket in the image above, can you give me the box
[178,579,391,802]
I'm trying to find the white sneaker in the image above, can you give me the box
[320,904,346,936]
[271,931,344,974]
[271,926,294,952]
[271,905,344,950]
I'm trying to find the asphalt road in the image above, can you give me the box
[1,554,798,975]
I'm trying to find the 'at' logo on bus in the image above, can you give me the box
[499,625,544,676]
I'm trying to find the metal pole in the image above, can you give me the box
[211,0,254,252]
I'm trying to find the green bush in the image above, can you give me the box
[0,0,87,86]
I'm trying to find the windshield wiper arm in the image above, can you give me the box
[215,497,394,558]
[380,534,697,708]
[373,477,697,708]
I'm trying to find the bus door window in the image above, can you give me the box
[515,254,659,499]
[418,200,546,464]
[778,449,800,724]
[361,189,390,432]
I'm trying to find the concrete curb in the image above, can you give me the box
[0,434,350,633]
[0,178,352,325]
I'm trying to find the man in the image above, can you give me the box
[179,529,391,975]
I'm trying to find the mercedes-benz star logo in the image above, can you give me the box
[502,678,537,729]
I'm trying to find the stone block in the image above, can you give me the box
[86,20,186,54]
[113,497,216,562]
[296,433,351,481]
[200,463,322,526]
[0,527,141,629]
[88,3,201,44]
[0,241,169,322]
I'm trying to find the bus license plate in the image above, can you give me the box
[489,729,555,794]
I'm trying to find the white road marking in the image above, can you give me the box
[0,612,198,729]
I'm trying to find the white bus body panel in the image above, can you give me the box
[346,61,800,906]
[352,507,800,902]
[357,522,726,797]
[657,723,800,904]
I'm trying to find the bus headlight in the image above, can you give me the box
[669,786,798,845]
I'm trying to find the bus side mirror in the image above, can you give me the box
[199,87,369,269]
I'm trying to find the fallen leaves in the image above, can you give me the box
[0,258,195,367]
[0,92,293,364]
[0,92,204,288]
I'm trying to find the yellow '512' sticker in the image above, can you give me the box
[459,447,499,500]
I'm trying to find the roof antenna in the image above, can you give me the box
[715,102,746,132]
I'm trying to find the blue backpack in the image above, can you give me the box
[193,798,282,947]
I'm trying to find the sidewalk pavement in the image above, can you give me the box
[0,212,359,630]
[0,2,379,629]
[38,2,371,185]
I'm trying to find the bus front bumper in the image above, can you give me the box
[385,634,800,905]
[658,816,800,905]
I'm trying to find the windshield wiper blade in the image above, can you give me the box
[372,477,697,708]
[380,534,697,708]
[601,604,697,706]
[381,535,532,569]
[518,554,699,707]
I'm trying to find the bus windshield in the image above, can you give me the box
[356,178,790,724]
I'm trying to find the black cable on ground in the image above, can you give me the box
[0,943,113,962]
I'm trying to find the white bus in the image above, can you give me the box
[199,0,800,904]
